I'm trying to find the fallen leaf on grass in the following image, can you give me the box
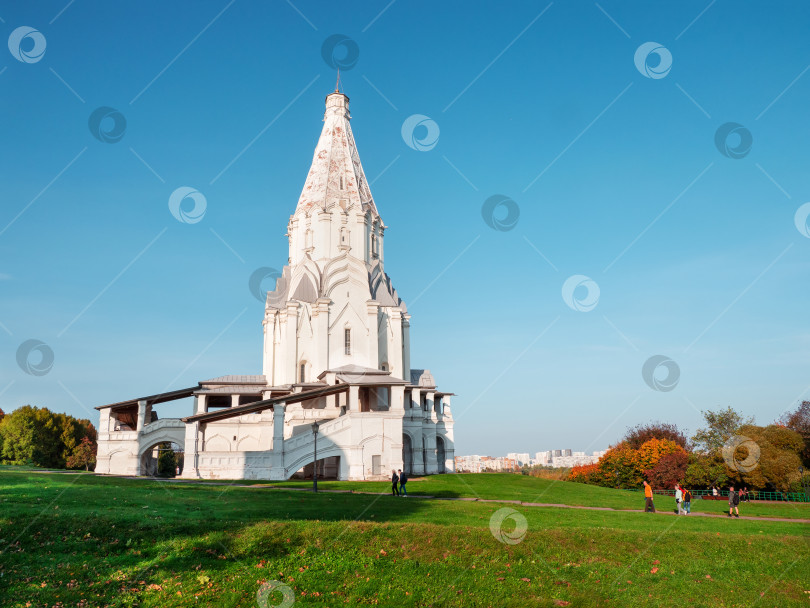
[650,568,659,574]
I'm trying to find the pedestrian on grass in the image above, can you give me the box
[728,486,740,518]
[711,485,718,497]
[682,487,692,514]
[391,469,400,496]
[643,480,655,513]
[742,487,750,502]
[675,484,684,515]
[398,469,408,496]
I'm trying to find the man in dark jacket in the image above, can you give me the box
[391,470,400,496]
[398,469,408,496]
[728,486,740,517]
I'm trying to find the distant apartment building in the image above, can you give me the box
[506,452,531,466]
[455,455,519,473]
[456,449,608,472]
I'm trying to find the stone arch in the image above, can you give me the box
[402,432,413,475]
[436,436,446,474]
[236,435,260,451]
[138,440,183,478]
[285,447,343,479]
[204,434,230,452]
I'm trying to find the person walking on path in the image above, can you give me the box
[643,480,655,512]
[728,486,740,517]
[675,484,684,515]
[391,470,400,496]
[682,487,692,514]
[398,469,408,496]
[712,485,718,497]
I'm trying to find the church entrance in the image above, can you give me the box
[402,433,413,475]
[436,436,446,474]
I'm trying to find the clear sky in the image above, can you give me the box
[1,1,809,456]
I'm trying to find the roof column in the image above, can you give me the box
[136,400,147,431]
[348,385,359,412]
[181,421,200,478]
[390,384,405,412]
[270,402,286,480]
[424,391,435,422]
[441,395,452,420]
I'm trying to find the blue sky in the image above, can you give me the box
[1,1,809,456]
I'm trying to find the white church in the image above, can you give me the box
[94,87,456,481]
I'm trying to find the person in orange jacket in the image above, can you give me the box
[643,480,655,512]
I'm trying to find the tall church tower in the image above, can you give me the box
[262,89,411,386]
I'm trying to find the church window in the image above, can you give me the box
[371,233,378,258]
[299,361,306,383]
[344,328,351,355]
[339,175,344,190]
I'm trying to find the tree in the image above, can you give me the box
[624,421,688,450]
[725,424,803,492]
[0,406,97,469]
[157,443,177,478]
[0,405,39,464]
[691,406,754,454]
[644,450,689,489]
[683,452,728,489]
[65,436,96,471]
[779,401,810,467]
[574,438,686,489]
[568,462,599,484]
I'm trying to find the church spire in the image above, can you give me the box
[295,88,378,217]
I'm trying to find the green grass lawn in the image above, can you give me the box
[256,473,810,520]
[0,470,808,607]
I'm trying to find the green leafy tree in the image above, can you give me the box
[157,443,177,478]
[0,405,39,464]
[691,406,754,454]
[0,406,97,469]
[683,452,728,489]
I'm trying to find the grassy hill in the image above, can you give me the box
[0,469,807,607]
